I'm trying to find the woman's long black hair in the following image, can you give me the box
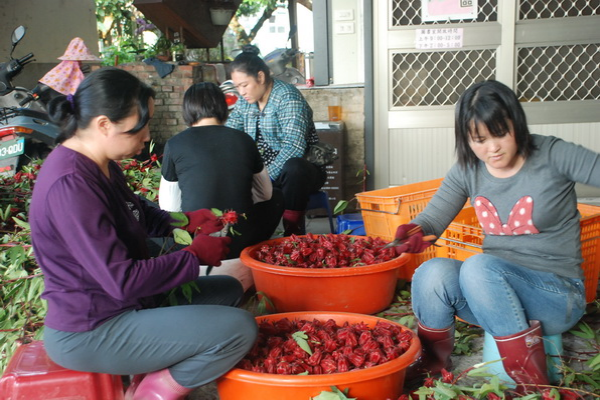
[48,67,155,144]
[454,80,535,168]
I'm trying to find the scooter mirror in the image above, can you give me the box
[287,25,297,41]
[11,26,26,46]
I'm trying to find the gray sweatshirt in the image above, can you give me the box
[413,134,600,279]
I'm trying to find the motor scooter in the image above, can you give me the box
[0,26,58,177]
[264,27,306,85]
[263,47,305,85]
[219,80,239,111]
[0,26,44,111]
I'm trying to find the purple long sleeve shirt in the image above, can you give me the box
[29,146,199,332]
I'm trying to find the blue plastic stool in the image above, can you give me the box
[336,213,366,235]
[306,191,335,233]
[482,331,563,385]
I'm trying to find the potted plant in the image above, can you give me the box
[171,41,185,62]
[209,0,236,25]
[151,34,172,61]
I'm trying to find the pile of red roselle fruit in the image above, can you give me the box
[236,317,414,375]
[254,233,397,268]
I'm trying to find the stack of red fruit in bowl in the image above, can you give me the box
[217,311,421,400]
[216,234,421,400]
[239,233,411,315]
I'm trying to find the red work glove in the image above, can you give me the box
[182,234,231,266]
[184,209,224,235]
[393,223,433,255]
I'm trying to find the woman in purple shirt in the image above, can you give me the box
[29,68,258,400]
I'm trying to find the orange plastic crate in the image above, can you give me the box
[357,178,444,241]
[359,179,599,299]
[574,204,600,303]
[357,178,443,280]
[438,204,600,303]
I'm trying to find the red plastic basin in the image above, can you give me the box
[0,341,124,400]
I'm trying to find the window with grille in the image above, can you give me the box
[391,49,496,107]
[515,1,600,103]
[389,0,598,106]
[516,44,600,102]
[519,0,600,20]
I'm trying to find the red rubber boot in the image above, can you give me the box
[282,209,306,236]
[494,320,550,395]
[405,322,454,385]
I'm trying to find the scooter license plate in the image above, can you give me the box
[0,137,25,161]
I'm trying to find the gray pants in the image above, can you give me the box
[43,276,258,388]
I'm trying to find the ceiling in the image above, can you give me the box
[133,0,243,48]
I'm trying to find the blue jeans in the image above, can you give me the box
[44,276,258,388]
[411,254,586,337]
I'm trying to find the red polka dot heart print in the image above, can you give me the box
[474,196,539,236]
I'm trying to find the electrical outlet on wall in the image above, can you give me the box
[335,22,355,35]
[334,9,354,21]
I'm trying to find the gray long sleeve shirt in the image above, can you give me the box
[413,134,600,279]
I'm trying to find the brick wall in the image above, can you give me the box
[302,86,366,202]
[114,63,366,202]
[118,62,203,144]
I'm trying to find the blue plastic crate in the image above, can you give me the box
[337,214,366,235]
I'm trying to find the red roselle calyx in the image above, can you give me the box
[209,209,245,237]
[237,317,414,375]
[254,233,397,268]
[221,210,239,225]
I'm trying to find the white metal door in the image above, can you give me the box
[373,0,600,189]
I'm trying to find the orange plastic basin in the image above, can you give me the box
[217,312,422,400]
[240,236,411,314]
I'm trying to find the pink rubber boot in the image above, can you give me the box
[124,374,146,400]
[132,369,193,400]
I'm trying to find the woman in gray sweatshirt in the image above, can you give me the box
[394,80,599,394]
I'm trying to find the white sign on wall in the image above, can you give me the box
[415,28,464,49]
[421,0,478,22]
